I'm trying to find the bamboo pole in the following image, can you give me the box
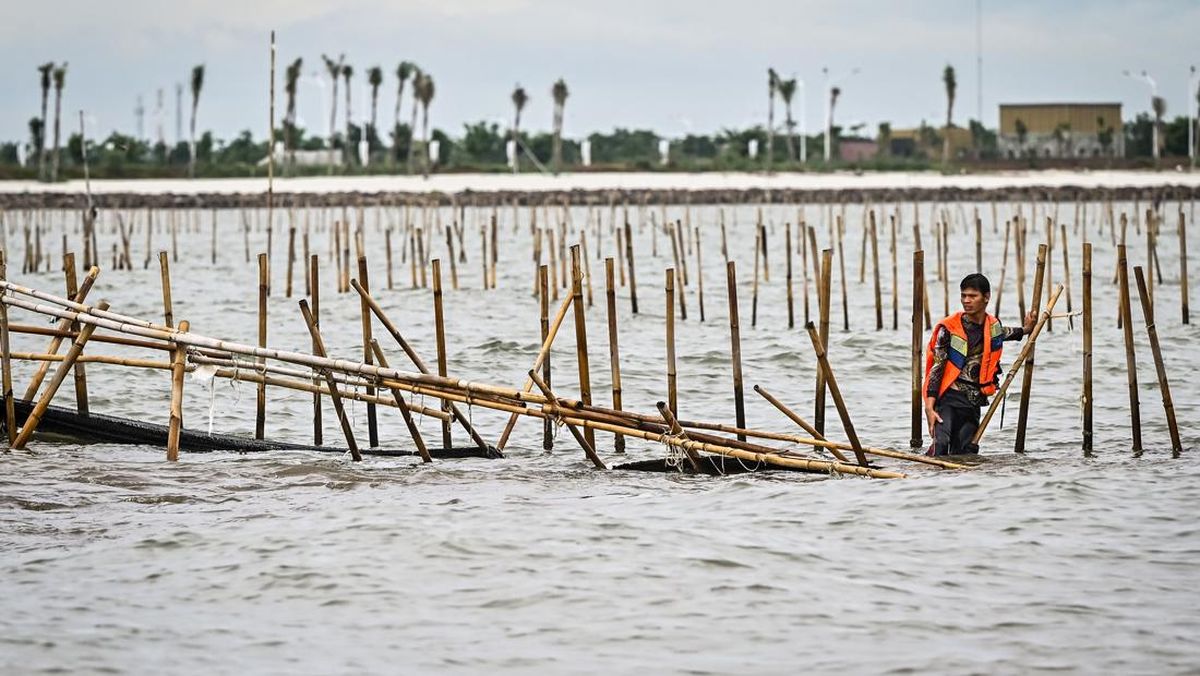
[530,369,606,469]
[539,265,553,450]
[890,215,898,331]
[369,340,432,462]
[1117,244,1142,453]
[693,225,705,322]
[286,226,296,298]
[351,279,493,454]
[357,255,379,448]
[753,385,849,463]
[870,214,882,330]
[167,319,190,461]
[666,268,678,415]
[62,253,89,415]
[432,259,452,449]
[994,220,1011,316]
[815,249,833,435]
[971,285,1064,446]
[836,216,849,331]
[494,289,575,449]
[12,300,111,450]
[298,299,360,461]
[751,224,760,327]
[158,251,174,329]
[0,251,13,445]
[805,322,867,466]
[1181,211,1190,325]
[726,261,746,441]
[22,265,99,401]
[1013,244,1047,453]
[1059,224,1075,330]
[310,255,323,445]
[624,221,638,314]
[604,258,625,453]
[1134,266,1183,456]
[786,222,795,329]
[1082,242,1093,455]
[570,245,595,449]
[255,253,268,439]
[910,249,925,449]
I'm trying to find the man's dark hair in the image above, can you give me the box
[960,273,990,295]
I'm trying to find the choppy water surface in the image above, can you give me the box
[2,200,1198,673]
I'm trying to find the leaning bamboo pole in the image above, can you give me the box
[13,300,110,450]
[369,340,432,462]
[0,251,15,444]
[1117,244,1142,453]
[1082,242,1093,455]
[298,299,360,461]
[1013,244,1047,454]
[805,321,867,466]
[971,284,1064,446]
[530,369,606,469]
[726,261,746,441]
[63,254,88,415]
[23,265,100,401]
[1133,267,1181,456]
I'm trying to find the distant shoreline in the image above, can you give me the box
[1,171,1197,208]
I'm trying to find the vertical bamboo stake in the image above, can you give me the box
[298,299,361,461]
[604,258,625,453]
[431,258,452,449]
[624,221,638,314]
[805,322,868,466]
[1082,242,1093,455]
[581,231,594,308]
[786,222,795,329]
[310,254,322,446]
[357,255,379,448]
[910,249,925,449]
[159,251,174,328]
[1059,223,1074,330]
[1117,244,1142,453]
[870,215,882,330]
[750,224,761,327]
[975,216,983,272]
[815,249,833,435]
[529,369,607,469]
[994,220,1011,316]
[693,225,705,322]
[12,300,111,450]
[210,208,218,265]
[445,226,459,290]
[63,254,88,415]
[726,261,746,441]
[539,264,553,450]
[836,216,849,331]
[255,253,267,440]
[570,245,595,448]
[167,319,190,461]
[23,266,100,401]
[1134,266,1183,456]
[890,215,898,331]
[799,223,809,326]
[1181,211,1190,324]
[1014,244,1047,453]
[385,228,394,290]
[0,251,14,445]
[666,268,678,415]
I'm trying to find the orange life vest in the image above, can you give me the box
[924,312,1006,398]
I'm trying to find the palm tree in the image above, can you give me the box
[767,68,778,169]
[37,63,53,181]
[877,121,892,158]
[1015,119,1028,157]
[942,64,956,166]
[367,65,382,153]
[777,77,797,161]
[341,64,354,165]
[1151,95,1166,166]
[321,53,343,172]
[188,64,205,178]
[50,63,67,182]
[510,84,528,174]
[393,61,415,164]
[415,73,435,178]
[406,66,422,174]
[551,78,569,175]
[28,118,44,168]
[284,57,303,169]
[828,86,841,161]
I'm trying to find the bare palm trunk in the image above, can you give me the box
[421,104,430,178]
[189,102,199,178]
[344,82,352,166]
[406,96,419,174]
[552,104,563,175]
[51,87,63,182]
[328,78,339,174]
[37,82,49,181]
[784,104,797,161]
[766,88,775,170]
[512,110,522,175]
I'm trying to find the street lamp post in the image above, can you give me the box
[1124,69,1158,160]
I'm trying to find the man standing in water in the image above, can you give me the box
[924,274,1035,456]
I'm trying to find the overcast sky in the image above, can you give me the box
[3,0,1197,145]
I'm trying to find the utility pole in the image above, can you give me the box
[175,82,183,147]
[135,95,145,141]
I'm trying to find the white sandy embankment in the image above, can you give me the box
[1,170,1199,196]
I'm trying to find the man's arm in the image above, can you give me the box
[1002,310,1037,341]
[924,328,949,435]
